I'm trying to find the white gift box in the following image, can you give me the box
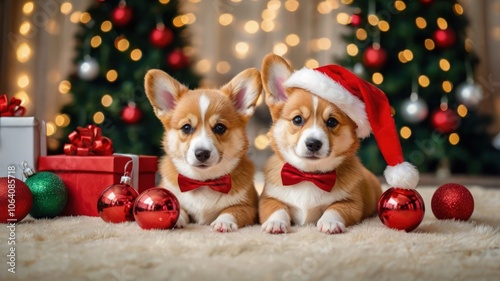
[0,117,46,180]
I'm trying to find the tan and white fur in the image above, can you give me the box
[144,68,261,232]
[259,54,382,234]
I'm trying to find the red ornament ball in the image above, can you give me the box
[378,187,425,232]
[97,183,139,223]
[433,29,456,48]
[167,49,189,70]
[420,0,434,5]
[121,102,143,124]
[150,26,173,48]
[0,177,33,223]
[362,46,387,69]
[133,187,180,230]
[431,108,460,133]
[350,14,362,27]
[111,5,133,27]
[431,183,474,221]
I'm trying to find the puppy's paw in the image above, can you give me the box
[175,209,189,229]
[317,210,346,234]
[261,220,289,234]
[210,214,238,233]
[316,220,345,234]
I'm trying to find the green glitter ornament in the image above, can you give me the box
[22,162,68,218]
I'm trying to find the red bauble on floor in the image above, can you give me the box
[378,187,425,232]
[133,187,180,230]
[98,183,139,223]
[431,183,474,221]
[0,177,33,223]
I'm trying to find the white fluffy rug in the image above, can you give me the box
[1,186,499,281]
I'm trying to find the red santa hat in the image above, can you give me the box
[283,64,419,189]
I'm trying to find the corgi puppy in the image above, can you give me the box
[259,54,383,234]
[144,68,261,232]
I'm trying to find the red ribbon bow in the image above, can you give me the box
[64,125,114,156]
[178,174,232,194]
[0,95,26,117]
[281,163,337,192]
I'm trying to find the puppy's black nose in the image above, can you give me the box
[305,139,322,152]
[195,149,211,162]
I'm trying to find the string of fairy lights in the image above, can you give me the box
[12,0,195,148]
[13,2,36,115]
[193,0,337,79]
[11,0,485,152]
[14,2,87,140]
[11,0,346,151]
[338,0,476,147]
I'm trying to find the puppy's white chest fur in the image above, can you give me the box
[265,181,348,225]
[162,179,244,224]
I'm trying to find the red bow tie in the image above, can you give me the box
[178,174,232,194]
[281,163,337,192]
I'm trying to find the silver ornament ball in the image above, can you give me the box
[400,96,428,124]
[77,57,100,81]
[456,82,483,107]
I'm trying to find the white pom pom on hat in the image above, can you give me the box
[283,65,419,189]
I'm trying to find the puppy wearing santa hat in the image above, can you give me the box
[259,54,419,234]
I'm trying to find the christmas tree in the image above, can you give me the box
[340,0,500,175]
[57,0,199,155]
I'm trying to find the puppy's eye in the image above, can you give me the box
[213,123,226,135]
[326,117,338,128]
[181,124,194,134]
[292,116,304,126]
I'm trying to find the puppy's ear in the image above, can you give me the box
[144,69,188,119]
[222,68,262,122]
[261,54,293,106]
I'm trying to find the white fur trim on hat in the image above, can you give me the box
[384,161,419,189]
[283,67,372,138]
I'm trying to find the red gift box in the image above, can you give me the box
[38,155,158,216]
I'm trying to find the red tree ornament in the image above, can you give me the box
[431,108,460,133]
[350,14,361,27]
[431,183,474,221]
[167,49,189,70]
[378,187,425,232]
[97,171,139,223]
[362,46,387,69]
[150,24,173,48]
[133,187,180,230]
[420,0,434,5]
[111,3,133,27]
[433,28,456,48]
[0,177,33,223]
[121,102,143,124]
